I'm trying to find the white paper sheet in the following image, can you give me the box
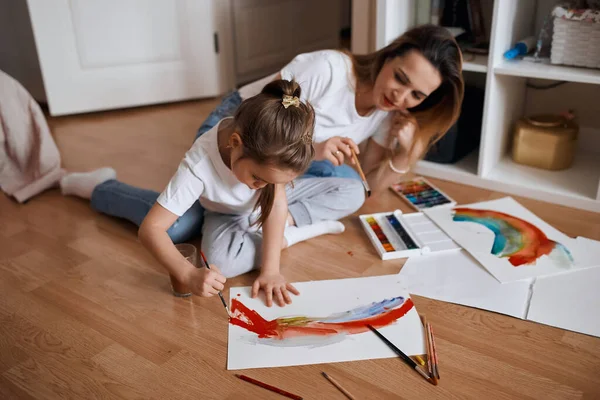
[227,275,426,370]
[399,250,532,319]
[527,242,600,338]
[424,197,599,283]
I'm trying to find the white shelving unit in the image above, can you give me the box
[463,55,488,73]
[404,0,600,213]
[495,60,600,85]
[415,151,480,185]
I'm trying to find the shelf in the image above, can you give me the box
[495,60,600,85]
[463,54,488,73]
[487,153,600,201]
[415,150,479,183]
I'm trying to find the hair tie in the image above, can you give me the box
[301,133,312,145]
[282,95,300,109]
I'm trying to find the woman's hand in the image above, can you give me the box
[251,272,300,307]
[388,113,418,172]
[184,265,226,297]
[390,113,417,152]
[314,136,360,166]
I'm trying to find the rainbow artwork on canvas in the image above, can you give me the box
[229,296,414,347]
[452,208,574,267]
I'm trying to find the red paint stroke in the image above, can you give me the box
[236,293,241,297]
[229,298,414,340]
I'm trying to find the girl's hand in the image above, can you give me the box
[184,265,226,297]
[314,136,360,166]
[251,272,300,307]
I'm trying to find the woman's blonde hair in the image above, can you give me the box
[346,24,464,164]
[234,79,315,227]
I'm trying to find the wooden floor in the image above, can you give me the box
[1,99,600,400]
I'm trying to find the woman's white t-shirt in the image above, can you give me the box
[238,50,391,147]
[157,119,259,217]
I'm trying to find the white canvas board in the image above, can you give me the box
[227,275,426,370]
[399,250,532,319]
[526,240,600,338]
[424,197,599,283]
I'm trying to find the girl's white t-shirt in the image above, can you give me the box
[238,50,391,147]
[157,119,259,217]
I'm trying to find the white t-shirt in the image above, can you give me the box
[157,119,259,217]
[238,50,391,147]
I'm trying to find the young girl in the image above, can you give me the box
[61,80,365,307]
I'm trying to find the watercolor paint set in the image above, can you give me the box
[390,177,456,211]
[359,210,459,260]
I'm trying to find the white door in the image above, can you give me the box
[26,0,234,116]
[232,0,342,85]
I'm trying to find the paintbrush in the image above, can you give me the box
[350,149,371,197]
[200,250,230,316]
[367,324,434,384]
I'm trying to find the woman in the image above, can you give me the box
[203,24,463,193]
[61,24,463,243]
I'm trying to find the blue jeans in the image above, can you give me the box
[195,91,243,142]
[90,90,359,243]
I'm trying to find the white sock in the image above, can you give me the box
[284,220,345,247]
[60,167,116,199]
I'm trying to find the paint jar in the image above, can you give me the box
[169,243,197,297]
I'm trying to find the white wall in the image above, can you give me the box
[0,0,46,102]
[374,0,414,49]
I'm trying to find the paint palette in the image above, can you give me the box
[359,210,460,260]
[390,177,456,211]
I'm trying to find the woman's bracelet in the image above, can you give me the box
[388,157,409,174]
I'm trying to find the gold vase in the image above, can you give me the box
[511,114,578,171]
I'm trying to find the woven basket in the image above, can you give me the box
[551,18,600,69]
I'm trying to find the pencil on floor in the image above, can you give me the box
[235,374,303,400]
[321,372,356,400]
[421,315,438,385]
[429,323,440,380]
[420,315,433,375]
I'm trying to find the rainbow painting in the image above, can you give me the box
[227,276,426,370]
[452,208,573,267]
[229,296,414,345]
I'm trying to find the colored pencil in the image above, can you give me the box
[235,374,303,400]
[367,325,433,384]
[421,316,438,385]
[321,372,356,400]
[200,251,230,316]
[429,323,440,380]
[427,323,436,380]
[420,315,433,376]
[351,149,371,197]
